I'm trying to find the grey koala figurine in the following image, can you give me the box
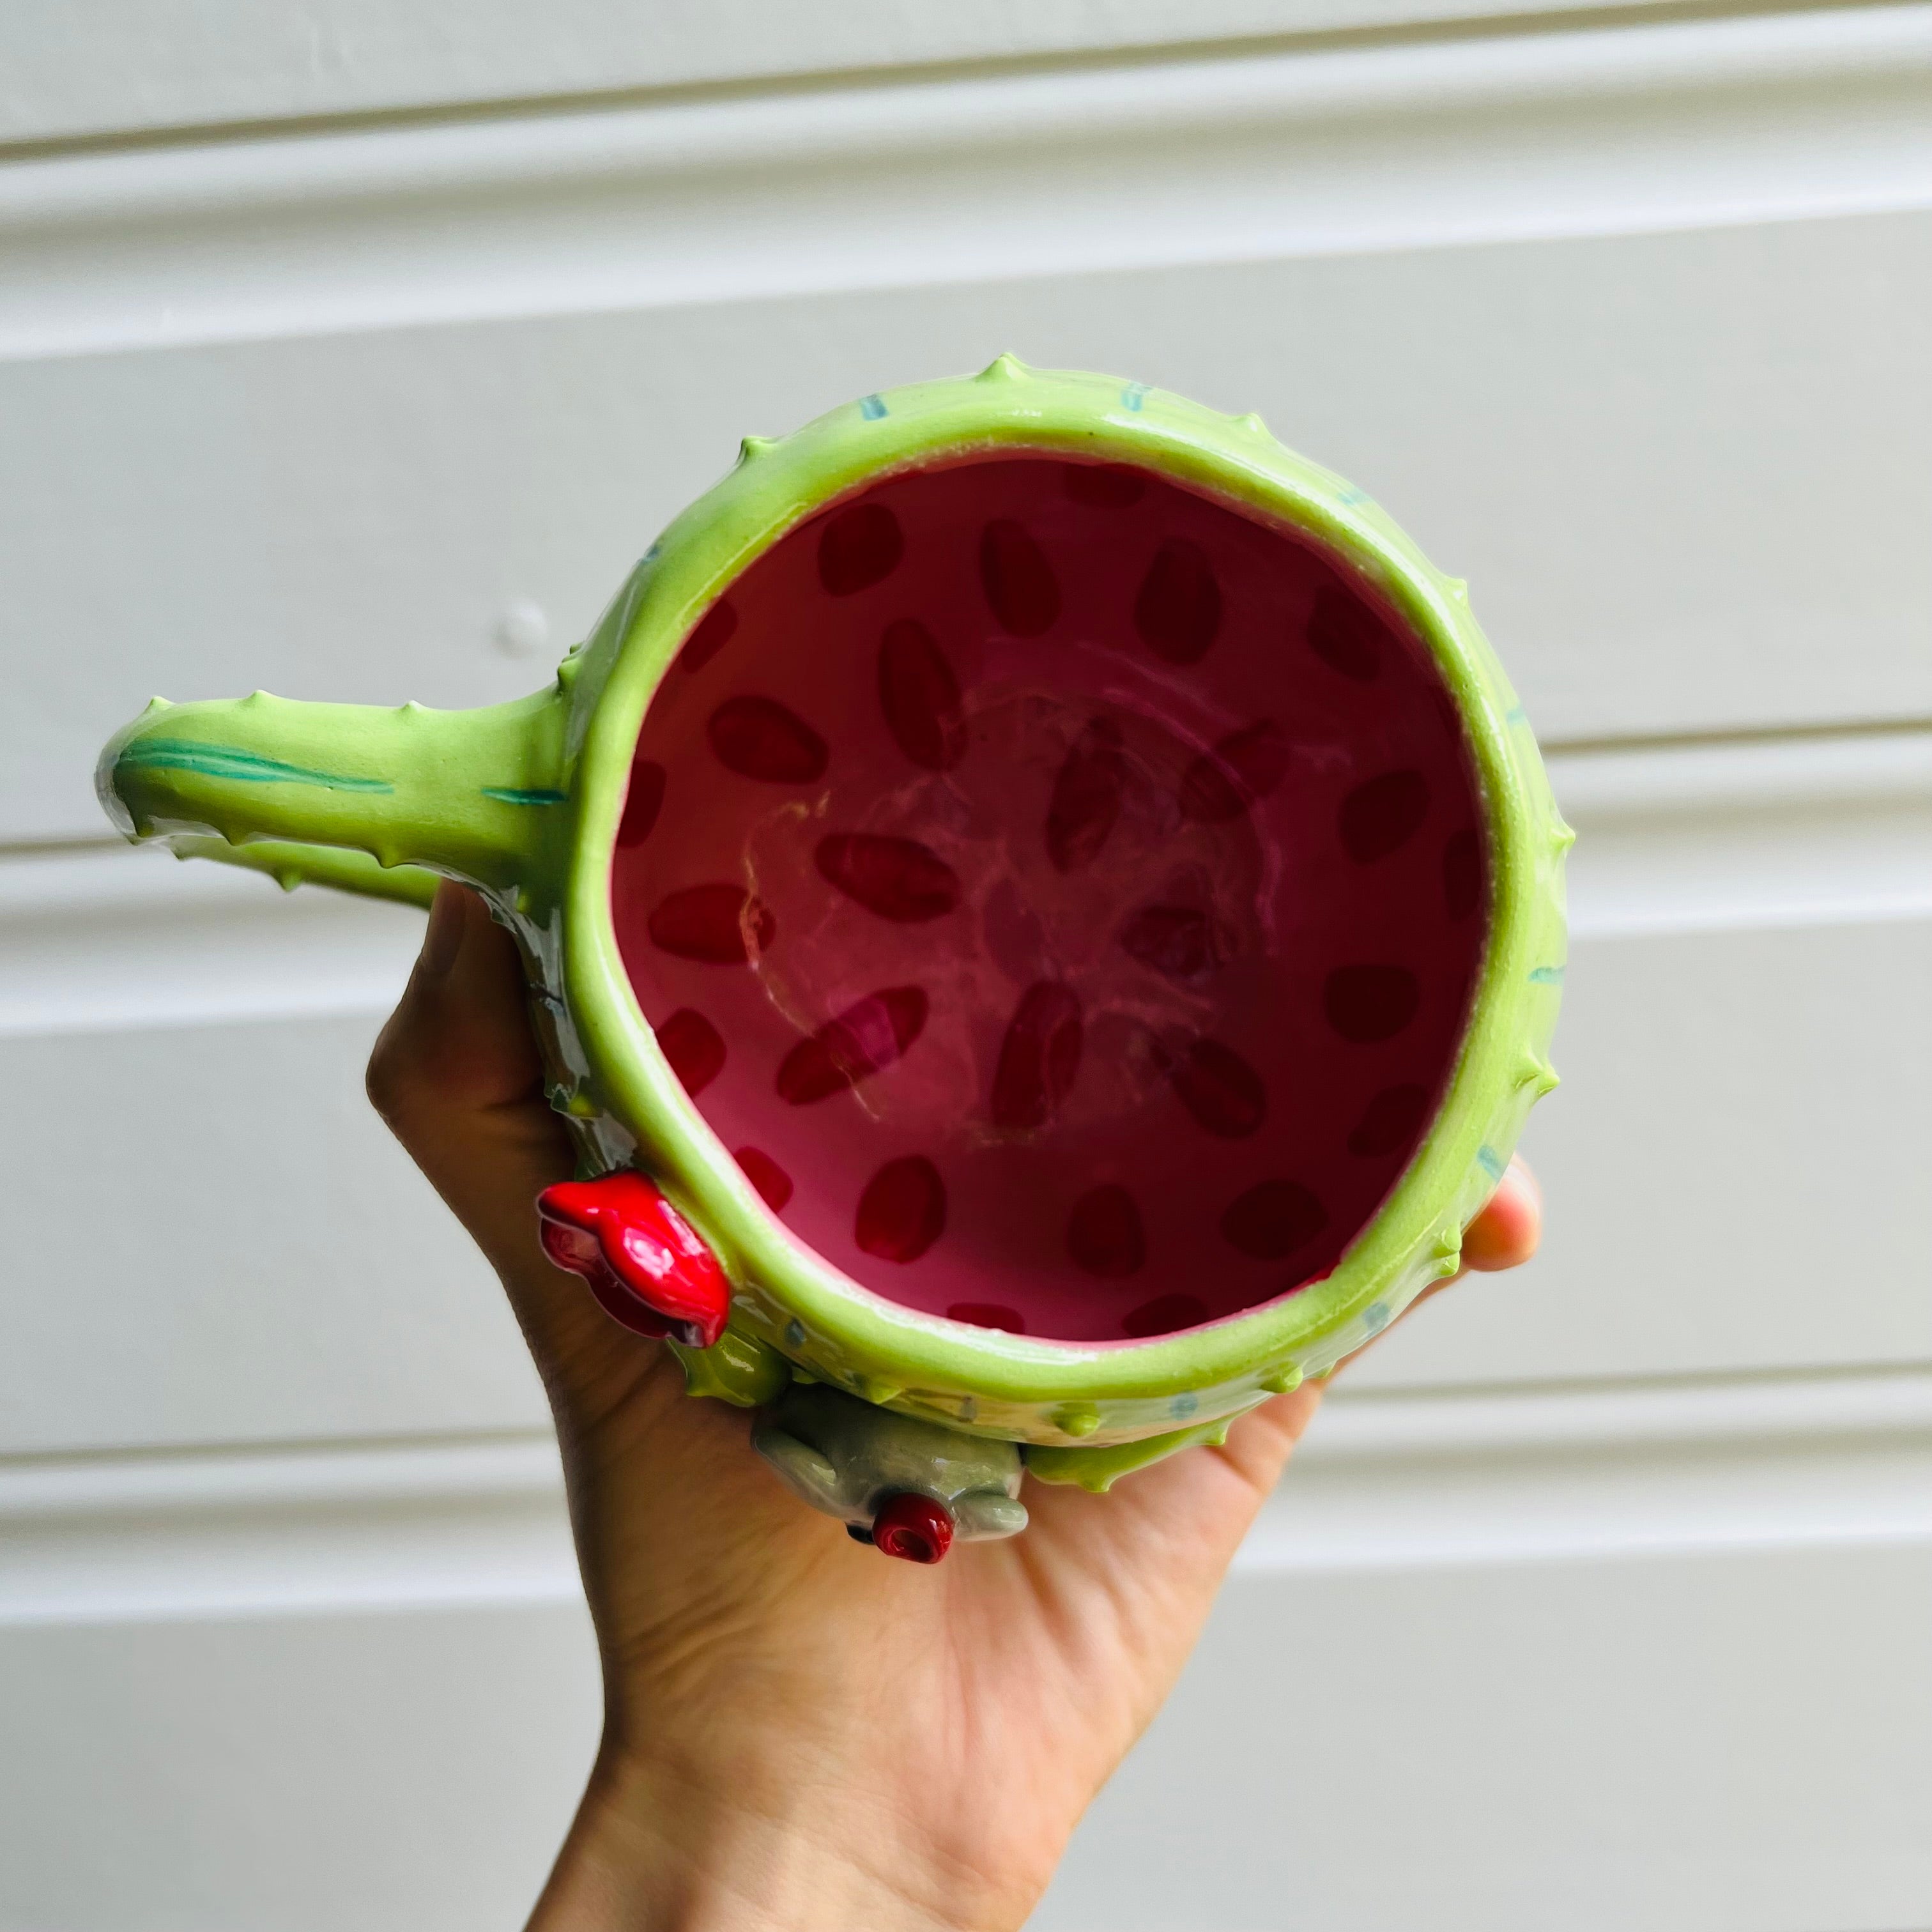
[752,1383,1028,1562]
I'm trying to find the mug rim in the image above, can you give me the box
[556,360,1562,1438]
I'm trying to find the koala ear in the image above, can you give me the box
[751,1423,844,1514]
[953,1490,1030,1542]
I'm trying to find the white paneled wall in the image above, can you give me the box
[3,3,1927,1926]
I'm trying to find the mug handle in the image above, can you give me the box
[166,836,440,907]
[96,686,568,898]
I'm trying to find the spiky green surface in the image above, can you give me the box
[98,358,1567,1455]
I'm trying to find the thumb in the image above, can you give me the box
[366,882,624,1394]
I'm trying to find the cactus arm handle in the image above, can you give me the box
[97,687,567,896]
[165,836,440,908]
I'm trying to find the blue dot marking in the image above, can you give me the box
[1476,1144,1505,1180]
[1335,487,1369,507]
[1505,705,1528,724]
[859,394,888,420]
[1170,1392,1199,1419]
[1529,965,1566,985]
[784,1319,806,1348]
[1362,1301,1391,1335]
[1121,382,1150,412]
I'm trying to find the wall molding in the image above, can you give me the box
[4,1364,1928,1624]
[1556,726,1932,939]
[0,842,424,1038]
[1257,1365,1932,1572]
[2,4,1929,360]
[0,0,1869,154]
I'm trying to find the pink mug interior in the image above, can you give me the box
[611,454,1488,1344]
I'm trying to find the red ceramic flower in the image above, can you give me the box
[536,1170,732,1350]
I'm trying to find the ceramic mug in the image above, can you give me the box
[98,359,1568,1561]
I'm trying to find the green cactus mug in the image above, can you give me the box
[98,359,1567,1560]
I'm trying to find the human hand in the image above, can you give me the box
[369,883,1542,1932]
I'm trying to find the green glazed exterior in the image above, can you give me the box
[98,358,1568,1457]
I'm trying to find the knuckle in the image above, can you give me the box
[364,1012,426,1128]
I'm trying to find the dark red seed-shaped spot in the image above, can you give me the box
[1443,827,1483,921]
[1046,717,1125,873]
[648,884,775,963]
[979,519,1061,636]
[1340,769,1430,863]
[1165,1036,1266,1138]
[708,696,828,785]
[981,877,1051,985]
[1347,1083,1430,1158]
[777,986,930,1105]
[1178,721,1291,824]
[1123,1292,1209,1338]
[1307,586,1383,682]
[655,1008,725,1097]
[992,981,1084,1130]
[1220,1179,1328,1261]
[949,1302,1026,1333]
[678,599,738,675]
[1118,903,1230,983]
[1066,1185,1147,1278]
[877,618,966,772]
[855,1156,946,1262]
[818,502,903,595]
[734,1146,794,1212]
[1134,538,1222,665]
[816,834,961,923]
[617,760,666,848]
[1324,963,1422,1042]
[1063,462,1147,507]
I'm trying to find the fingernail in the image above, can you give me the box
[420,883,466,981]
[1507,1154,1543,1210]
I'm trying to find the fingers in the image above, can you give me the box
[367,884,574,1229]
[1201,1380,1326,1497]
[1462,1156,1542,1271]
[367,884,613,1379]
[1089,1157,1545,1568]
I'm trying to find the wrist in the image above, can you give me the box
[528,1744,1027,1932]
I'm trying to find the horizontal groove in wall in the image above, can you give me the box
[3,1365,1925,1623]
[1313,1361,1932,1455]
[1251,1372,1932,1572]
[1555,728,1932,939]
[3,728,1922,1039]
[1,4,1928,360]
[0,847,425,1038]
[0,0,1887,156]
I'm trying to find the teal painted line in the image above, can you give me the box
[1121,382,1150,411]
[118,739,392,793]
[1476,1144,1505,1180]
[482,786,567,806]
[1335,487,1369,507]
[1528,964,1566,984]
[859,394,889,420]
